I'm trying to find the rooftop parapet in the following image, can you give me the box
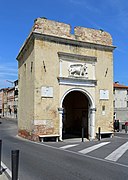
[33,17,113,46]
[17,18,114,60]
[74,27,112,46]
[33,18,74,39]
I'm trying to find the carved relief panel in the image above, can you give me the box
[68,63,88,78]
[58,52,96,80]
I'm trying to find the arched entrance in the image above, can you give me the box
[62,90,89,139]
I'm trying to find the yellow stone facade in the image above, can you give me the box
[17,18,115,141]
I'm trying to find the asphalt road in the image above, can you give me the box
[0,118,128,180]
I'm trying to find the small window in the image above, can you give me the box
[24,63,26,71]
[31,62,33,72]
[102,105,105,115]
[102,105,105,111]
[14,90,18,96]
[113,101,115,108]
[113,88,115,94]
[113,112,116,120]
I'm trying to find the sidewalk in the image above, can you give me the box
[115,129,128,134]
[0,116,17,122]
[0,172,9,180]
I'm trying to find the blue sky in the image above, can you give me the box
[0,0,128,88]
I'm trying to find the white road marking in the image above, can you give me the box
[1,161,12,178]
[17,137,128,168]
[79,142,110,154]
[60,144,79,149]
[105,141,128,162]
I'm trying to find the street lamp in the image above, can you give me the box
[6,80,14,86]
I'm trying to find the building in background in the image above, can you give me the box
[0,89,4,117]
[0,89,3,116]
[0,88,9,117]
[114,82,128,130]
[14,80,18,118]
[0,80,18,119]
[7,87,15,118]
[3,88,8,117]
[17,18,115,142]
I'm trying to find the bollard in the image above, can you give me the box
[82,128,84,142]
[125,125,127,133]
[0,140,2,174]
[11,150,19,180]
[98,127,101,141]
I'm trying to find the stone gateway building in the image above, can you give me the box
[17,18,115,141]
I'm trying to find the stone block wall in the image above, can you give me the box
[74,27,112,46]
[32,17,112,46]
[33,18,73,39]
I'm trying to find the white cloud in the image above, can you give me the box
[0,72,17,77]
[0,65,17,76]
[69,0,101,14]
[0,63,18,88]
[105,0,128,19]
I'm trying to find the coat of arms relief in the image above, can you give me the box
[68,63,88,78]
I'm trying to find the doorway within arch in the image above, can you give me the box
[62,90,89,140]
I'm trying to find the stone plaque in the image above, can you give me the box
[41,86,53,97]
[100,90,109,100]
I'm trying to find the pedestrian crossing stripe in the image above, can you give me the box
[60,144,79,149]
[105,141,128,162]
[78,142,110,154]
[59,141,128,163]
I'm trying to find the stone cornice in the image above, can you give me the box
[57,77,97,87]
[16,32,34,61]
[34,32,116,51]
[17,32,116,61]
[58,52,97,63]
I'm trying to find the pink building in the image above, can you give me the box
[0,88,9,117]
[6,87,15,118]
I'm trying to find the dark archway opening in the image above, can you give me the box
[62,91,89,139]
